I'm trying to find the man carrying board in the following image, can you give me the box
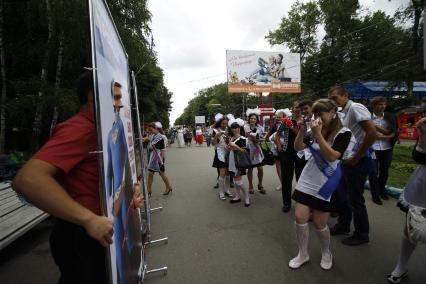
[12,71,143,283]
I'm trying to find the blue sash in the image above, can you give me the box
[308,144,344,200]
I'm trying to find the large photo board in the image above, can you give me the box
[89,0,143,283]
[226,50,301,93]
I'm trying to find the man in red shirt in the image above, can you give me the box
[12,71,142,284]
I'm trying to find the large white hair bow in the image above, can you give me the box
[154,121,163,129]
[227,113,235,121]
[246,108,261,117]
[215,113,224,122]
[275,108,292,117]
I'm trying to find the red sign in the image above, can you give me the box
[258,105,274,115]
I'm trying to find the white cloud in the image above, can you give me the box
[148,0,410,125]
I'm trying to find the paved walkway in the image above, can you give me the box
[0,143,425,284]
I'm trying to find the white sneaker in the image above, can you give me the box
[275,185,282,191]
[320,252,333,270]
[288,254,310,269]
[219,192,226,200]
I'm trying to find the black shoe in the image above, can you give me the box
[381,194,389,200]
[245,202,251,207]
[342,235,369,246]
[224,192,233,198]
[213,183,219,189]
[230,199,241,204]
[387,271,408,283]
[282,203,291,213]
[330,225,350,236]
[230,183,235,188]
[373,196,383,205]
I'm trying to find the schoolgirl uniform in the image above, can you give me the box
[211,128,229,169]
[228,135,248,177]
[292,127,355,212]
[148,133,166,173]
[244,124,265,167]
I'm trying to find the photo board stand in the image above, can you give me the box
[130,71,168,280]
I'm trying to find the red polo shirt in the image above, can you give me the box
[33,108,101,215]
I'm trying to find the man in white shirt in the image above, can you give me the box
[368,96,397,205]
[328,86,378,246]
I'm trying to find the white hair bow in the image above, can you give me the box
[215,113,224,122]
[246,108,261,117]
[227,113,235,121]
[275,108,292,117]
[154,121,163,129]
[228,118,245,127]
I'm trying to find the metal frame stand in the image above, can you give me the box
[131,71,168,283]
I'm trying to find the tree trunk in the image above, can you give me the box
[0,1,7,155]
[31,0,53,152]
[50,30,64,137]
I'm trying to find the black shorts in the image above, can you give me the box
[292,190,340,212]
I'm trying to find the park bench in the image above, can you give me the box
[0,181,49,250]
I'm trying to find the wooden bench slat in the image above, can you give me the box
[0,182,11,190]
[0,200,25,218]
[0,207,46,234]
[0,212,49,250]
[0,186,12,194]
[0,190,15,201]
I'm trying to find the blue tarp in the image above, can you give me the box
[344,81,426,100]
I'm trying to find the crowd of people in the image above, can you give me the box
[206,86,426,281]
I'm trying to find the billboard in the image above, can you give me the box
[226,50,301,93]
[89,0,143,283]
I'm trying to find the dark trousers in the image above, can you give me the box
[368,148,393,198]
[206,137,211,147]
[337,158,372,240]
[50,219,107,284]
[279,151,296,206]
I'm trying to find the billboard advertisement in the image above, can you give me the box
[226,50,301,93]
[89,0,143,283]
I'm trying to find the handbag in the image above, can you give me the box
[234,150,252,169]
[407,205,426,243]
[261,142,275,166]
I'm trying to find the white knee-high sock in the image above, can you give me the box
[236,182,249,204]
[392,234,417,277]
[316,226,331,256]
[225,175,231,194]
[218,176,225,195]
[295,223,309,258]
[233,185,241,200]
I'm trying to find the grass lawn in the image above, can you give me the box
[387,144,417,189]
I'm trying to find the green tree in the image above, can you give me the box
[266,0,321,61]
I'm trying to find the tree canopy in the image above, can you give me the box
[0,0,172,155]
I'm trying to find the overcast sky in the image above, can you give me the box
[148,0,409,124]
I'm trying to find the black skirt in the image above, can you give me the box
[212,149,228,169]
[292,190,341,212]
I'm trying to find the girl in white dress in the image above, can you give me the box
[177,127,184,147]
[211,113,233,200]
[289,99,355,271]
[228,118,251,207]
[244,108,266,194]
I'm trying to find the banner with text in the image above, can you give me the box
[89,0,143,283]
[226,50,301,93]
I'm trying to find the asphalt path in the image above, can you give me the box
[1,142,425,284]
